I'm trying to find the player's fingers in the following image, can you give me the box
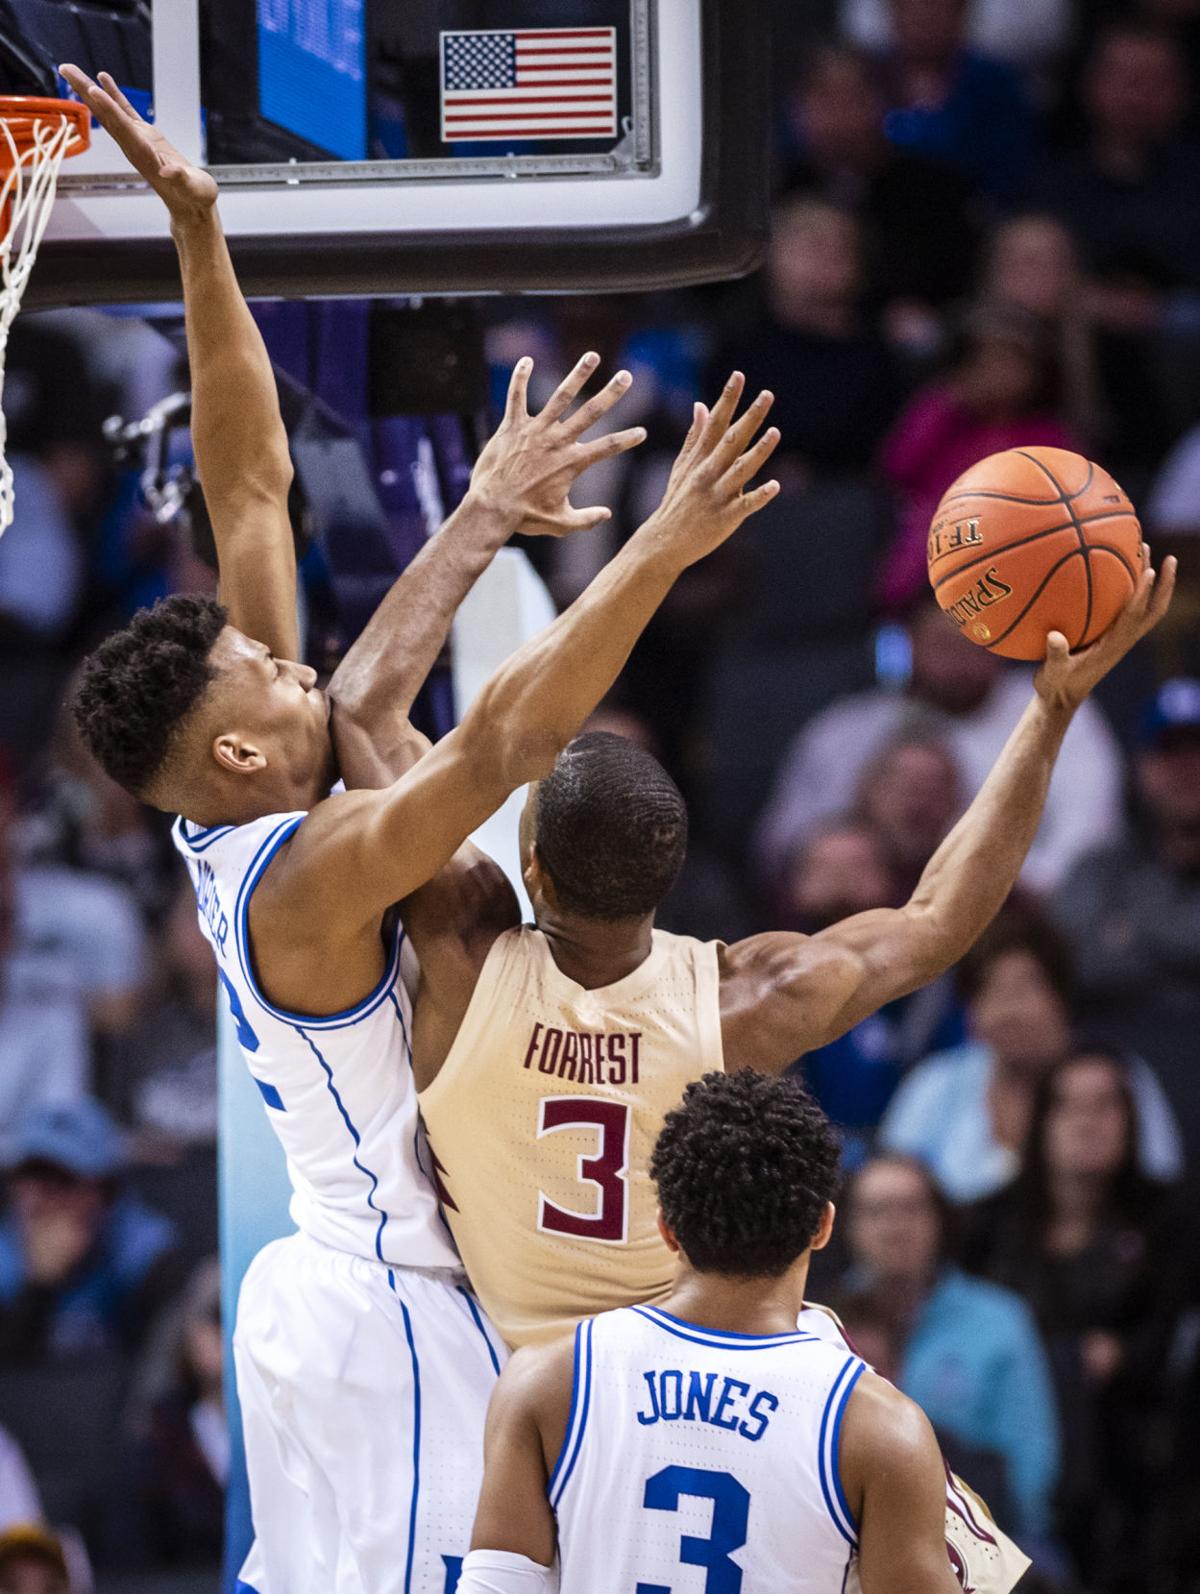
[504,357,533,423]
[732,478,781,525]
[711,390,776,475]
[1147,554,1177,624]
[537,351,601,424]
[560,369,633,437]
[562,504,613,531]
[575,425,647,467]
[97,71,144,122]
[696,371,745,451]
[1044,631,1071,667]
[721,426,781,492]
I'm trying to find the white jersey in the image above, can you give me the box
[552,1303,867,1593]
[173,811,458,1271]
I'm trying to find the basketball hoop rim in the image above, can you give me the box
[0,96,90,167]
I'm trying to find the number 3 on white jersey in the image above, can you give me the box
[537,1096,631,1244]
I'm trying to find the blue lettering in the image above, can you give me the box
[684,1370,717,1423]
[636,1372,661,1427]
[193,861,229,952]
[659,1369,684,1421]
[712,1377,750,1431]
[738,1389,779,1442]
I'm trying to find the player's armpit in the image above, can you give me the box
[840,1373,962,1594]
[717,932,874,1073]
[469,1344,568,1569]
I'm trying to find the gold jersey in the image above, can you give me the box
[418,924,724,1348]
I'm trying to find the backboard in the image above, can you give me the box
[0,0,770,304]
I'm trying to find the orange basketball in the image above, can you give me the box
[927,446,1143,661]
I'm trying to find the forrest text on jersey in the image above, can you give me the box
[522,1022,643,1086]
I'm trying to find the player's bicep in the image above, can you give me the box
[470,1353,558,1567]
[811,905,947,1034]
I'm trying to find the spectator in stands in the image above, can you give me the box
[0,1098,183,1364]
[1035,23,1200,298]
[0,785,90,1133]
[842,1152,1061,1541]
[981,214,1109,448]
[106,1258,224,1568]
[1055,679,1200,1156]
[875,303,1084,611]
[860,0,1037,200]
[879,907,1183,1200]
[755,599,1124,893]
[854,728,962,897]
[779,818,965,1166]
[0,1525,68,1594]
[118,875,217,1143]
[962,1048,1192,1586]
[2,773,147,1044]
[709,198,904,482]
[780,43,980,323]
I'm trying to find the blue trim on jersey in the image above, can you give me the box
[818,1355,865,1547]
[633,1305,820,1352]
[235,1582,261,1594]
[254,1076,285,1111]
[398,1293,423,1594]
[458,1286,502,1378]
[174,816,236,853]
[298,1027,390,1262]
[547,1322,583,1503]
[234,816,404,1030]
[549,1318,593,1511]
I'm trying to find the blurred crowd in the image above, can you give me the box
[3,0,1200,1588]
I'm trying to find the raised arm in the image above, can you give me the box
[328,352,645,730]
[720,553,1176,1072]
[257,378,780,964]
[60,66,299,660]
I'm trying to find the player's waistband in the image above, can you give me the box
[292,1226,469,1288]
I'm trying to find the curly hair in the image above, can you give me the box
[651,1069,842,1277]
[535,732,687,920]
[73,595,228,798]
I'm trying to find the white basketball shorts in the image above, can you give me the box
[232,1231,507,1594]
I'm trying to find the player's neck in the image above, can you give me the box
[537,910,655,991]
[663,1262,810,1339]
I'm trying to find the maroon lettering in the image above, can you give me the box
[539,1028,563,1075]
[577,1034,596,1085]
[630,1031,642,1086]
[559,1031,580,1082]
[608,1033,627,1086]
[522,1022,545,1071]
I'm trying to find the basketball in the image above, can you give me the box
[927,446,1143,661]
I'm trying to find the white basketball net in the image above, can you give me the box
[0,110,83,534]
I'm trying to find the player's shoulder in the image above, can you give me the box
[839,1367,943,1492]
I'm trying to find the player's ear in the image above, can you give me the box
[525,844,557,908]
[656,1209,681,1255]
[810,1201,836,1253]
[212,732,268,777]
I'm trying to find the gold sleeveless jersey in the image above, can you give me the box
[418,925,724,1348]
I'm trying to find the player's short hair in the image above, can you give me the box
[73,595,228,799]
[651,1070,841,1277]
[534,731,687,919]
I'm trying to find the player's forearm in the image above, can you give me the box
[173,212,292,508]
[903,691,1073,968]
[327,492,514,726]
[461,515,682,788]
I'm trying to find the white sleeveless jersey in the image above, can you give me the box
[172,811,459,1271]
[552,1304,867,1593]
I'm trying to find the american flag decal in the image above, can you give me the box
[440,27,617,142]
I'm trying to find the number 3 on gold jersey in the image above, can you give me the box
[537,1096,631,1244]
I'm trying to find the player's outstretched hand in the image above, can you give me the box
[469,352,647,537]
[59,64,218,223]
[641,372,780,568]
[1036,545,1177,713]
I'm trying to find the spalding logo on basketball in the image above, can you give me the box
[927,445,1143,661]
